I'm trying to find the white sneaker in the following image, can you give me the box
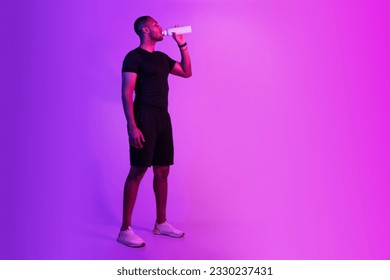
[153,221,185,238]
[117,227,145,247]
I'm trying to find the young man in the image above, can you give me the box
[118,16,192,247]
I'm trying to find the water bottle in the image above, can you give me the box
[162,25,192,36]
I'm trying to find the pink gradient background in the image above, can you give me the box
[1,0,389,259]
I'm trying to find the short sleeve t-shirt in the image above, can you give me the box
[122,47,176,111]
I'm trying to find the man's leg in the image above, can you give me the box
[121,166,148,230]
[152,165,184,237]
[153,165,169,224]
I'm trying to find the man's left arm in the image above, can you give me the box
[170,32,192,78]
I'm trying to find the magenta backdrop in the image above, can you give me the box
[1,0,389,259]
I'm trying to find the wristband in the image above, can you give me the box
[178,42,187,48]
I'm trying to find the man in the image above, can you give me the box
[118,16,192,248]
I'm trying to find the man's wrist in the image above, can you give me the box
[178,42,187,48]
[127,122,138,131]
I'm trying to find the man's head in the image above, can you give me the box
[134,16,163,42]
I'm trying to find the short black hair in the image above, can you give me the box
[134,16,152,37]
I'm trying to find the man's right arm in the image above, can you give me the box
[122,72,145,149]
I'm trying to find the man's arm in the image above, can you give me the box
[122,72,145,149]
[170,33,192,78]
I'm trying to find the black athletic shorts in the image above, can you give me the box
[129,109,174,167]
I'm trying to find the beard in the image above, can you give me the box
[155,34,164,41]
[151,30,164,41]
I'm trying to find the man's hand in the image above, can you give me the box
[129,126,145,149]
[172,26,186,45]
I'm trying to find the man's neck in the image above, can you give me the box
[139,39,156,53]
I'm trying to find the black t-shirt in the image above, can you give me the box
[122,47,176,111]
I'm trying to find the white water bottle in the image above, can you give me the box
[162,25,192,36]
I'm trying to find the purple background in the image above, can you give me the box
[1,0,389,259]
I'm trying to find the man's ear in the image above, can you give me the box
[142,26,150,34]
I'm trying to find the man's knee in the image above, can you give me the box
[153,166,170,179]
[129,166,148,181]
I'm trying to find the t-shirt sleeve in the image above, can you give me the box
[122,52,139,73]
[166,54,176,72]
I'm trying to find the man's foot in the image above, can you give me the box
[153,221,185,238]
[117,227,145,247]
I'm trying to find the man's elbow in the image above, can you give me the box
[121,89,133,101]
[184,72,192,78]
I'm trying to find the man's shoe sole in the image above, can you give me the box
[153,229,185,238]
[117,238,146,248]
